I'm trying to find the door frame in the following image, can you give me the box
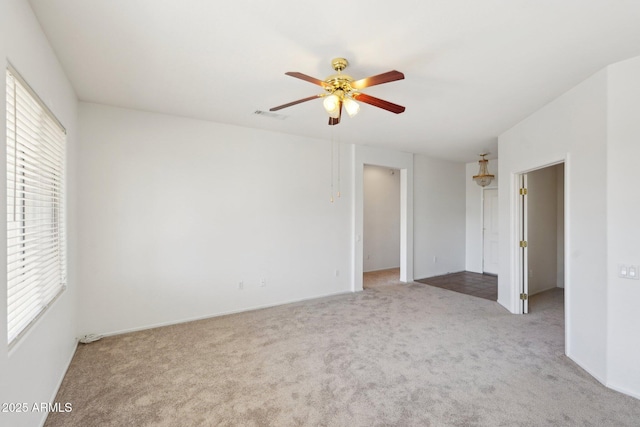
[351,145,413,291]
[512,158,569,350]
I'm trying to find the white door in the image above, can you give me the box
[483,188,499,275]
[520,174,529,314]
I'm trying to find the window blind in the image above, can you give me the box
[6,67,66,345]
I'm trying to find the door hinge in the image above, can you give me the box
[519,188,528,195]
[519,240,528,248]
[520,293,528,300]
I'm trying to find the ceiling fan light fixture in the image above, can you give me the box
[343,97,360,118]
[270,58,405,125]
[323,91,342,118]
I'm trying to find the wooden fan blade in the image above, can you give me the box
[328,101,342,126]
[351,70,404,89]
[270,95,321,111]
[353,93,405,114]
[285,72,327,87]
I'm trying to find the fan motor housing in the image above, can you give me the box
[324,74,354,93]
[324,58,355,93]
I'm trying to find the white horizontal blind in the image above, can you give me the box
[6,68,66,345]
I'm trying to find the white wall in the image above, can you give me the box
[500,57,640,399]
[363,165,400,272]
[414,154,466,279]
[78,122,465,330]
[77,103,352,335]
[465,159,499,273]
[499,68,608,383]
[0,0,7,421]
[606,55,640,398]
[0,1,78,426]
[0,0,7,417]
[527,165,558,295]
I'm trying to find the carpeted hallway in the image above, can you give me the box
[46,274,640,426]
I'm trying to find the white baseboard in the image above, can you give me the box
[605,382,640,400]
[568,353,640,400]
[363,266,401,273]
[97,290,353,339]
[414,270,466,281]
[39,339,79,427]
[529,285,562,296]
[566,352,607,386]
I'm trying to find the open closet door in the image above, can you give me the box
[520,174,529,313]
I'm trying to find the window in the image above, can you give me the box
[6,67,66,345]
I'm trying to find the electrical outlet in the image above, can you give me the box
[238,281,244,290]
[259,278,266,287]
[335,269,339,277]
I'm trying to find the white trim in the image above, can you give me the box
[95,290,352,338]
[605,382,640,401]
[38,340,79,427]
[351,145,413,291]
[563,155,571,356]
[364,266,402,274]
[7,62,66,134]
[568,352,608,387]
[510,156,570,354]
[521,173,529,313]
[414,270,466,281]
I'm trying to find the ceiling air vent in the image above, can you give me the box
[254,110,287,120]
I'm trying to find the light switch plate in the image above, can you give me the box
[618,264,640,280]
[619,265,628,278]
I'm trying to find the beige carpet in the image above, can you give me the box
[46,274,640,426]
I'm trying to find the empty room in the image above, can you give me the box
[2,1,640,426]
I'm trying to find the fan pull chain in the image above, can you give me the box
[336,131,341,199]
[329,126,342,202]
[330,126,334,203]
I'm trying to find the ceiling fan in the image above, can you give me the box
[270,58,405,126]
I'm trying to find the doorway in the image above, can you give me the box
[363,165,401,289]
[518,163,565,314]
[352,145,413,292]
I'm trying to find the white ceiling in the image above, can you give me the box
[28,0,640,162]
